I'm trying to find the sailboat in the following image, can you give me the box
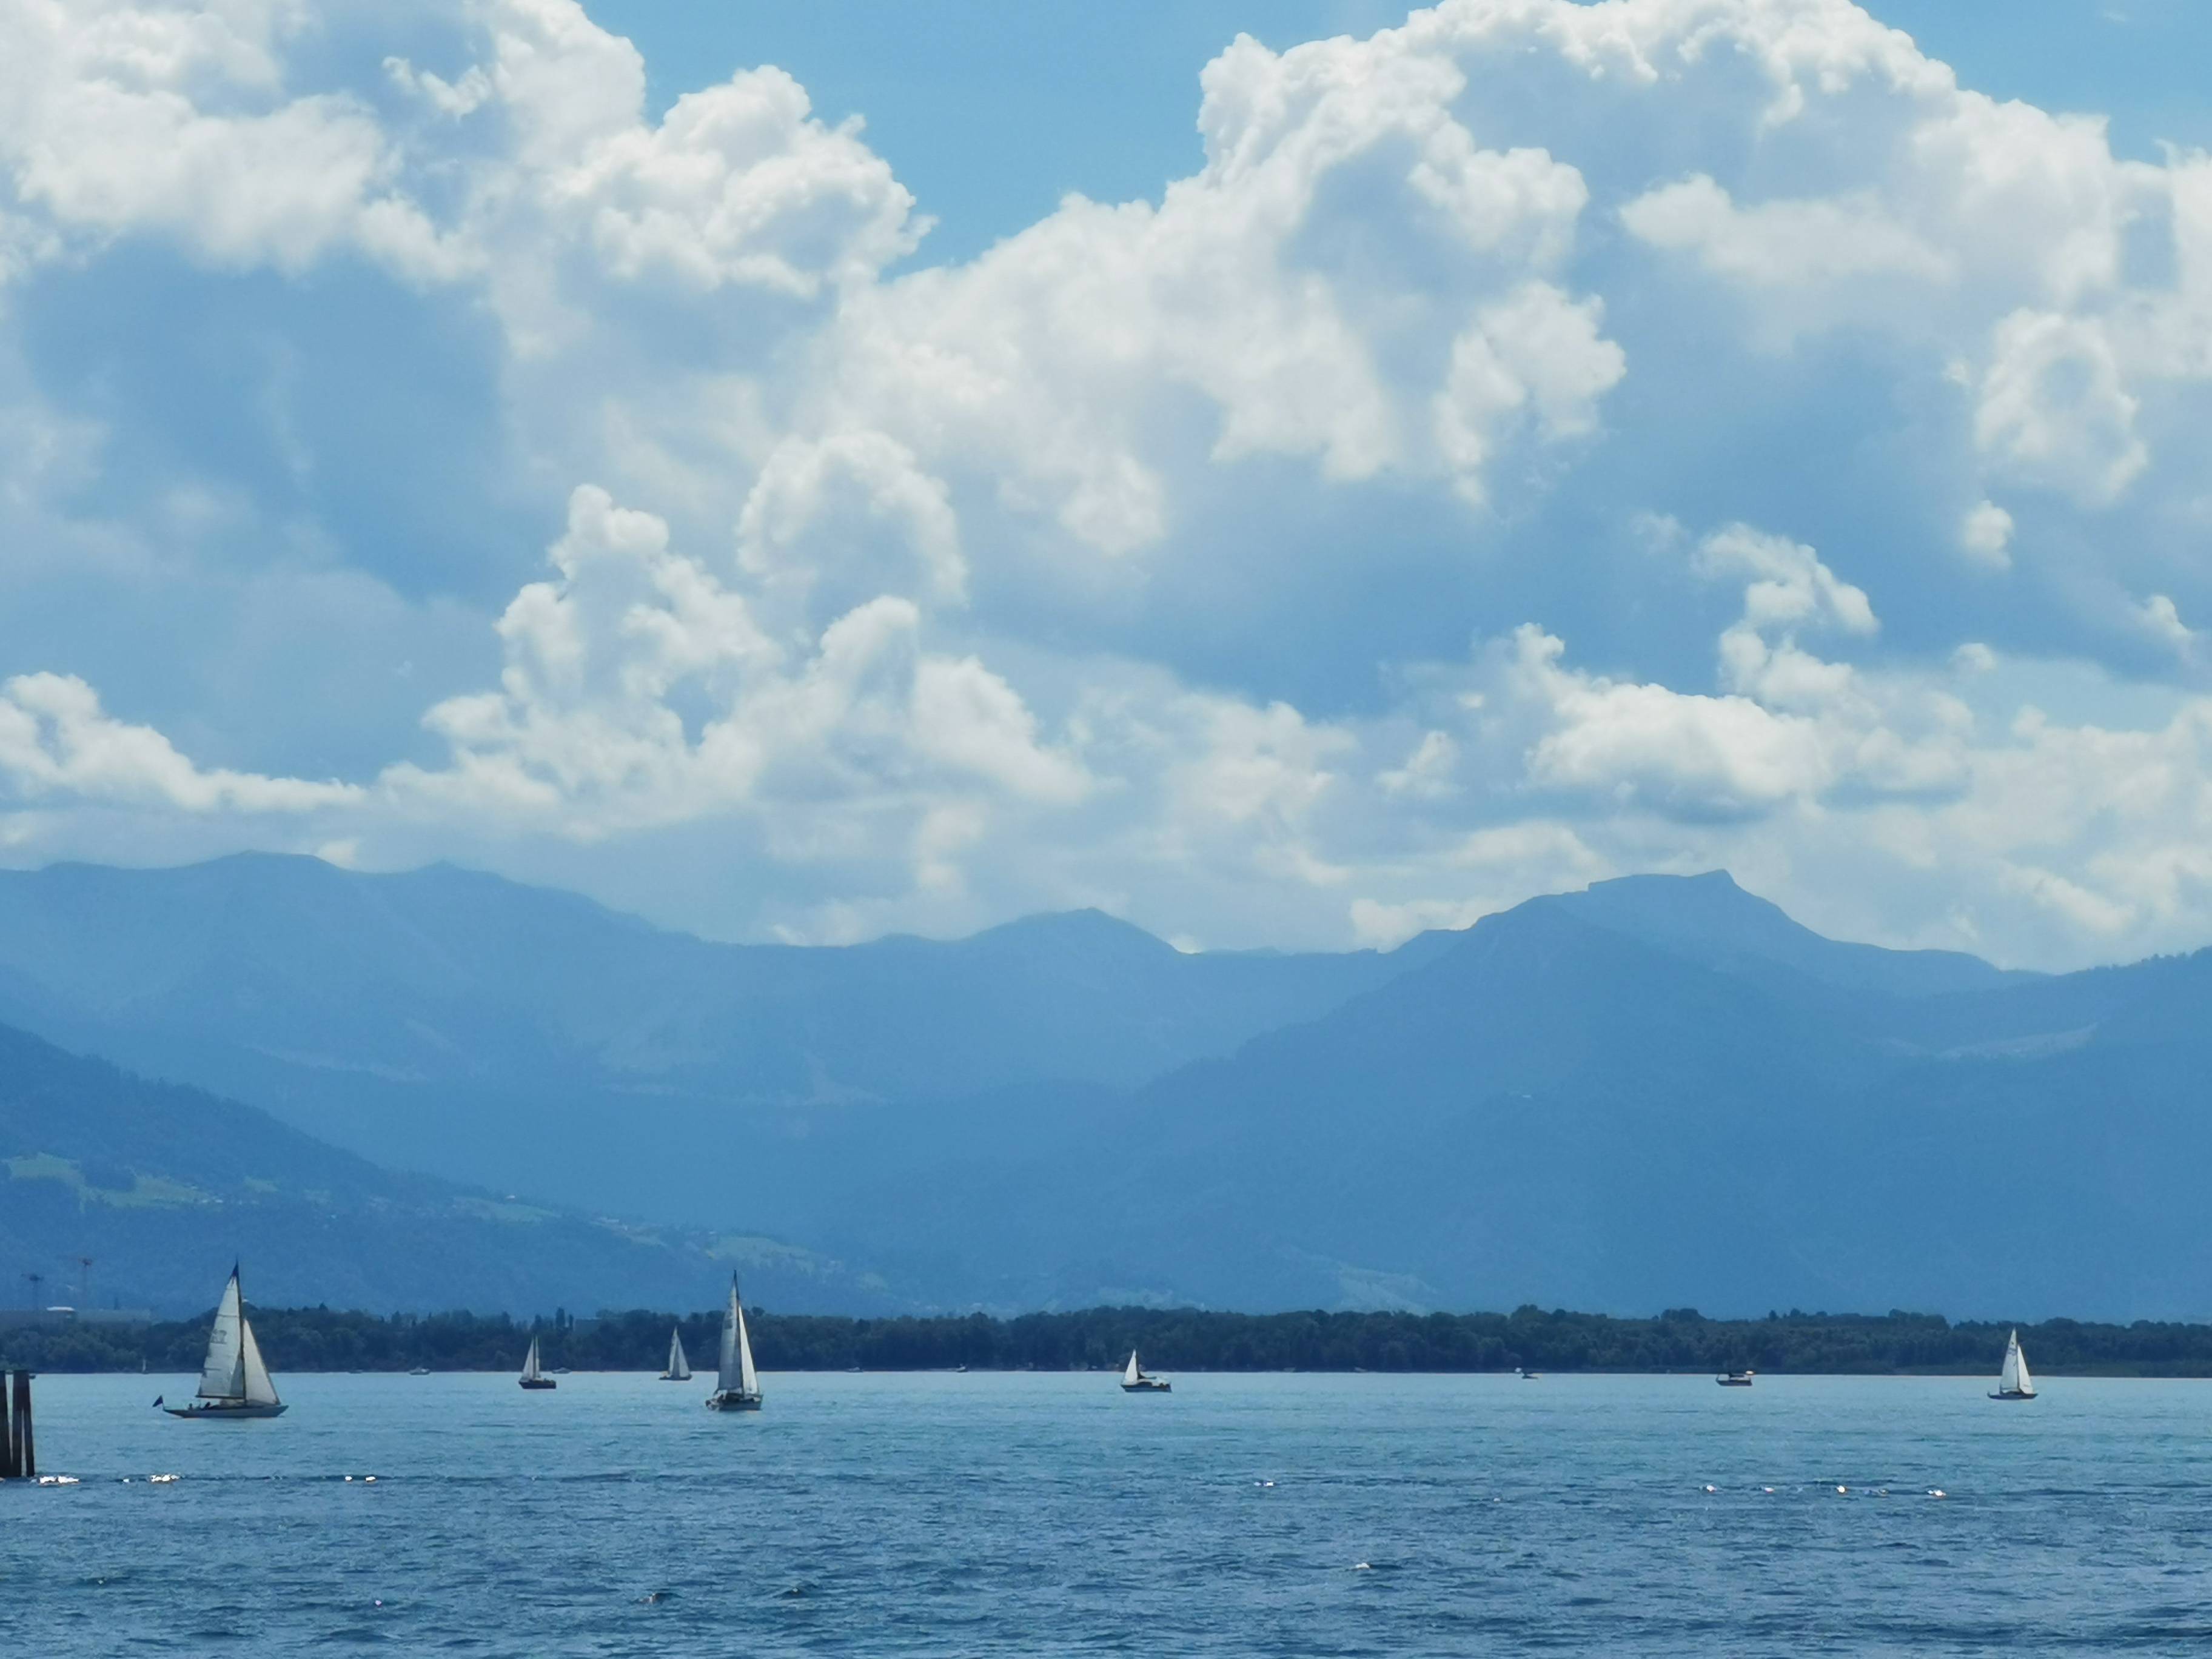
[1989,1329,2037,1401]
[705,1276,762,1411]
[518,1335,557,1390]
[1120,1350,1171,1393]
[662,1325,692,1382]
[166,1263,286,1419]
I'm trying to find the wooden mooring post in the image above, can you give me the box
[1,1368,32,1480]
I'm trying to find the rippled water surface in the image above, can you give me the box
[8,1370,2212,1654]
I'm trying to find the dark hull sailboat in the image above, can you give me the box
[518,1335,557,1389]
[706,1276,763,1411]
[1989,1330,2037,1401]
[167,1264,287,1419]
[1120,1350,1171,1392]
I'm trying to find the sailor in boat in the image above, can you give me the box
[518,1335,557,1389]
[166,1262,287,1419]
[1989,1329,2037,1401]
[706,1275,763,1411]
[1120,1350,1171,1392]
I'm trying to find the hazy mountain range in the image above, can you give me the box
[0,1019,895,1317]
[4,854,2209,1319]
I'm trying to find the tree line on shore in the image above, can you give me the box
[13,1302,2212,1376]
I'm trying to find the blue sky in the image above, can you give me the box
[3,0,2212,968]
[587,1,2212,261]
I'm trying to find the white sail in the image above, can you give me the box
[238,1309,281,1407]
[716,1280,743,1394]
[521,1335,542,1383]
[197,1270,247,1401]
[667,1327,691,1381]
[2002,1330,2035,1395]
[736,1302,759,1398]
[1124,1350,1141,1386]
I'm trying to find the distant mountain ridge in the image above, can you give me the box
[799,880,2212,1319]
[0,1019,886,1316]
[4,855,2209,1321]
[0,853,1416,1222]
[1540,870,2036,996]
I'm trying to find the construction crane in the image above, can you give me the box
[22,1270,44,1310]
[69,1255,95,1307]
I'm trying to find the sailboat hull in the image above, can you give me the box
[705,1391,762,1411]
[1988,1389,2037,1400]
[518,1377,557,1390]
[165,1401,287,1419]
[1121,1379,1171,1392]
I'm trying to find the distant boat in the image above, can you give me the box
[407,1367,429,1376]
[166,1263,287,1419]
[518,1335,557,1390]
[1717,1370,1755,1387]
[1518,1368,1541,1381]
[705,1276,762,1411]
[1990,1329,2037,1401]
[1120,1350,1171,1393]
[662,1326,691,1381]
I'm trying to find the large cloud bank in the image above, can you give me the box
[4,0,2212,967]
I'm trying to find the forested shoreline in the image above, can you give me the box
[12,1303,2212,1377]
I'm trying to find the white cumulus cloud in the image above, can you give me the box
[8,0,2212,972]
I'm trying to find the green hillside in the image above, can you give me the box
[0,1021,890,1316]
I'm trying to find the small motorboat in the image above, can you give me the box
[1717,1370,1755,1387]
[407,1366,430,1376]
[1120,1350,1171,1393]
[1518,1368,1542,1381]
[518,1336,557,1390]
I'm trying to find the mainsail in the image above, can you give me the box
[1124,1350,1142,1386]
[717,1286,739,1392]
[2001,1330,2035,1396]
[197,1270,247,1401]
[521,1335,543,1383]
[666,1327,691,1381]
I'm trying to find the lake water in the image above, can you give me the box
[7,1370,2212,1654]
